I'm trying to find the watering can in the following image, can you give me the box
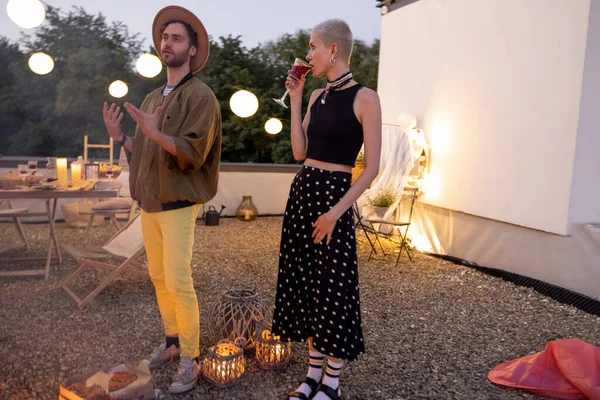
[204,205,225,226]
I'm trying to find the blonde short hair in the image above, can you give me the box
[312,19,354,65]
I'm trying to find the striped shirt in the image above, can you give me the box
[162,84,177,96]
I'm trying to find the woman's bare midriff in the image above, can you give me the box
[303,158,353,173]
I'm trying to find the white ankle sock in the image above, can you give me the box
[289,343,326,400]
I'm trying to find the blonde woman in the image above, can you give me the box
[272,19,382,400]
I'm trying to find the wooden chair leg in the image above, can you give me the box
[109,215,122,231]
[49,199,62,264]
[9,201,30,251]
[127,201,138,223]
[12,216,30,251]
[83,214,95,244]
[77,257,143,309]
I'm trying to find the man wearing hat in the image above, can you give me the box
[102,5,221,394]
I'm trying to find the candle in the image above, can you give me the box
[244,210,251,220]
[275,344,283,360]
[71,161,82,182]
[56,158,68,188]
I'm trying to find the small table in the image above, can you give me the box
[0,189,118,279]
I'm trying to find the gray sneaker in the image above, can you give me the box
[148,344,181,371]
[168,357,201,394]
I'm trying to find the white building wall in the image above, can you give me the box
[568,0,600,228]
[378,0,591,235]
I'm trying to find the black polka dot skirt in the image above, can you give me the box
[272,166,365,361]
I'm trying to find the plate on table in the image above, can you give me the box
[31,183,57,190]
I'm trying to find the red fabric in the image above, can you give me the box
[488,339,600,400]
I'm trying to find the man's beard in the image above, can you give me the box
[162,50,189,68]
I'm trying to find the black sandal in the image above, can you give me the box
[287,376,319,400]
[314,383,342,400]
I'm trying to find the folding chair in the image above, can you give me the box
[84,135,114,164]
[80,198,138,243]
[0,201,31,254]
[80,147,138,243]
[353,202,377,254]
[365,187,419,266]
[61,215,146,309]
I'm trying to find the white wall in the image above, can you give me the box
[202,171,296,217]
[378,0,591,235]
[568,1,600,227]
[408,202,600,300]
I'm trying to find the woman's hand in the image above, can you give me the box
[312,212,337,245]
[286,67,306,105]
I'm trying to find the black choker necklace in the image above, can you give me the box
[326,71,352,83]
[321,71,353,104]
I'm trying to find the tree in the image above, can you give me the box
[249,31,380,163]
[0,9,380,163]
[0,37,26,154]
[3,6,153,157]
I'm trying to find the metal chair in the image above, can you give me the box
[353,202,378,254]
[365,186,419,266]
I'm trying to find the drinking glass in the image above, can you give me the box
[45,157,58,182]
[27,160,38,176]
[272,58,311,108]
[17,164,28,181]
[105,164,114,180]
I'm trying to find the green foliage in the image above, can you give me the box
[0,9,379,163]
[0,6,157,158]
[367,188,397,208]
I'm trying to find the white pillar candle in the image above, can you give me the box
[56,158,68,188]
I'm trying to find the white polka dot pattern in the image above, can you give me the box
[272,166,365,361]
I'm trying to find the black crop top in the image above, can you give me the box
[306,84,364,167]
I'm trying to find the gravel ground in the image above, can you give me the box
[0,216,599,400]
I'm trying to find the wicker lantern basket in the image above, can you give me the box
[207,288,267,350]
[255,322,292,369]
[202,339,246,388]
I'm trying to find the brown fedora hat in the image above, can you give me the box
[152,5,210,73]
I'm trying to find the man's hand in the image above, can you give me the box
[102,102,124,140]
[124,102,164,140]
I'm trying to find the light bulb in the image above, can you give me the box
[109,80,128,98]
[7,0,46,29]
[230,90,259,118]
[136,53,162,78]
[265,118,283,134]
[28,52,54,75]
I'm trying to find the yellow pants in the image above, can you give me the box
[141,205,201,359]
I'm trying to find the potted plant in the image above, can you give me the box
[365,188,397,219]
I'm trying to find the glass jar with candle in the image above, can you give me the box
[71,156,83,182]
[44,157,58,182]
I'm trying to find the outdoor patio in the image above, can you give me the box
[0,216,599,400]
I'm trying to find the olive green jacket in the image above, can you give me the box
[128,77,222,213]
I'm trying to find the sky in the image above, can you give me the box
[1,0,382,50]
